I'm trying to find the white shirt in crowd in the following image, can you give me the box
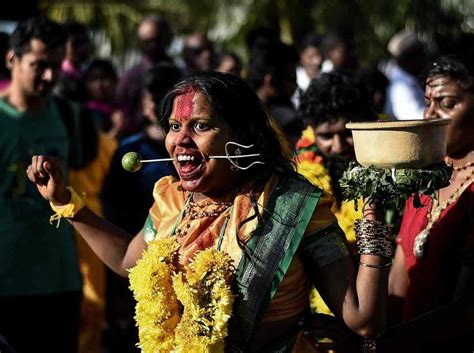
[383,60,425,120]
[296,66,312,92]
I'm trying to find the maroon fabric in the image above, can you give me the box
[116,58,151,135]
[85,100,119,116]
[397,183,474,321]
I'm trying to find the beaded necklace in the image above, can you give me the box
[413,162,474,258]
[184,198,233,220]
[172,193,234,246]
[452,160,474,171]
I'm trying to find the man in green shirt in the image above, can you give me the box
[0,17,81,353]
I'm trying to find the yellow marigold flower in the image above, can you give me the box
[301,126,316,141]
[129,238,235,353]
[297,160,332,193]
[174,248,235,353]
[129,238,181,353]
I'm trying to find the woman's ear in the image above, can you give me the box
[5,49,15,70]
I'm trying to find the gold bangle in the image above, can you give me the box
[49,186,86,228]
[359,260,392,269]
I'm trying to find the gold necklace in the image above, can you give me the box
[413,168,474,258]
[447,151,474,171]
[185,198,233,219]
[175,195,233,238]
[453,161,474,171]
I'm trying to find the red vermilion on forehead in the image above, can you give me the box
[174,90,196,122]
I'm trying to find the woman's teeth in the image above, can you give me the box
[177,155,196,162]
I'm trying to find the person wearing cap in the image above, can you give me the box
[383,30,428,120]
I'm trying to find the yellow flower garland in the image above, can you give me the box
[128,238,181,352]
[173,248,235,353]
[129,238,235,353]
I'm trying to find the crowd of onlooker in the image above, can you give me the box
[0,11,472,353]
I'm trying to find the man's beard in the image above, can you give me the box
[324,154,352,208]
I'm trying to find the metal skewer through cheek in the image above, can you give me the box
[218,141,265,170]
[140,157,174,163]
[140,142,264,170]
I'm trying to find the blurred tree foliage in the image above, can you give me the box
[40,0,474,66]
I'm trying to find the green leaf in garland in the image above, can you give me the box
[340,162,453,211]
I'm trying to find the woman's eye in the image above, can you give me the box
[169,123,180,131]
[440,98,456,109]
[194,122,209,131]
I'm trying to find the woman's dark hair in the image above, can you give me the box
[424,55,474,92]
[298,71,375,126]
[10,16,66,57]
[160,71,293,179]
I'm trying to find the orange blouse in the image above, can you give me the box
[144,175,340,323]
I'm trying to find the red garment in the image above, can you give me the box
[397,183,474,321]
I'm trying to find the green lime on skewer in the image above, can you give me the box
[122,152,142,172]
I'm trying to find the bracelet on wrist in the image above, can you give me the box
[49,186,86,228]
[355,219,394,258]
[359,260,392,269]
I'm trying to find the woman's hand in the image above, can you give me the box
[26,155,70,205]
[302,313,362,352]
[363,199,381,221]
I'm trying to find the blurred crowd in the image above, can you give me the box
[0,12,473,353]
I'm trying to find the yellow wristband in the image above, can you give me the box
[49,186,86,228]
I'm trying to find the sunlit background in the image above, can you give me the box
[2,0,474,75]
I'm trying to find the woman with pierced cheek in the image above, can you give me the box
[165,88,239,198]
[380,56,474,353]
[27,71,392,352]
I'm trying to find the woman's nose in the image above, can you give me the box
[174,128,193,146]
[424,102,438,120]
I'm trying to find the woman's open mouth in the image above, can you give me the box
[176,153,205,181]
